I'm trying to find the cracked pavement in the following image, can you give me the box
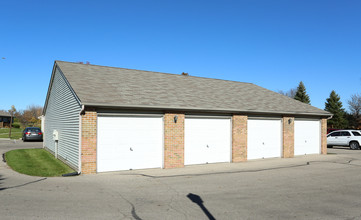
[1,140,361,219]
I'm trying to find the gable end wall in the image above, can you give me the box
[44,67,81,170]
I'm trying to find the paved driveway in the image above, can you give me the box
[1,140,361,220]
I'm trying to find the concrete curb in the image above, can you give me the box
[94,154,340,178]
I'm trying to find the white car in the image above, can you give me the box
[327,130,361,150]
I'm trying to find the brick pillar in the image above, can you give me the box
[81,109,97,174]
[321,118,327,155]
[283,116,294,158]
[164,113,184,168]
[232,115,247,162]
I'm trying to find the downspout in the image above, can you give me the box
[78,105,85,175]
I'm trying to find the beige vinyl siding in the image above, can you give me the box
[44,67,81,170]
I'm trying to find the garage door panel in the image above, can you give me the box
[185,118,231,165]
[294,120,320,155]
[97,116,162,172]
[247,119,282,160]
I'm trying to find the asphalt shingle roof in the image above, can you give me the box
[55,61,331,117]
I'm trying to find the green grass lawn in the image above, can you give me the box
[0,128,23,139]
[5,149,75,177]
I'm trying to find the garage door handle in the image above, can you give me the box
[262,142,264,145]
[130,147,133,151]
[206,145,209,148]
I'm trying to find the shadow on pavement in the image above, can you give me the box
[187,193,216,220]
[0,174,4,187]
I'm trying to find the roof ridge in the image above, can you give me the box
[55,60,253,85]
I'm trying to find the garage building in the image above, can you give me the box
[42,61,331,174]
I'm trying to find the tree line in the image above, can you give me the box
[279,82,361,129]
[3,105,43,128]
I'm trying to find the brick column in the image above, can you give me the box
[321,118,327,154]
[81,109,97,174]
[283,117,294,158]
[164,113,184,168]
[232,115,247,162]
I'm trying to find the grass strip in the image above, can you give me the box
[0,128,23,139]
[5,149,75,177]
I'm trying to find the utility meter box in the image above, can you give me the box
[53,130,59,141]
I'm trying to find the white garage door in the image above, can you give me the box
[185,117,231,165]
[294,120,320,155]
[97,116,163,172]
[247,118,282,160]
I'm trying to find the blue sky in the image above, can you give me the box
[1,0,360,112]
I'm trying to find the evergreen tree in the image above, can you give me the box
[345,112,357,129]
[294,81,311,104]
[325,90,347,128]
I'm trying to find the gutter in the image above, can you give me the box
[82,102,332,117]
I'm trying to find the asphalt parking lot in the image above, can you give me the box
[1,140,361,220]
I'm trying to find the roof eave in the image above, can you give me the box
[82,102,332,117]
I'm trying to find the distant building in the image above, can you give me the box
[0,111,12,128]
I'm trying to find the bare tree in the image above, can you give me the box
[15,105,43,127]
[278,88,297,98]
[348,94,361,128]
